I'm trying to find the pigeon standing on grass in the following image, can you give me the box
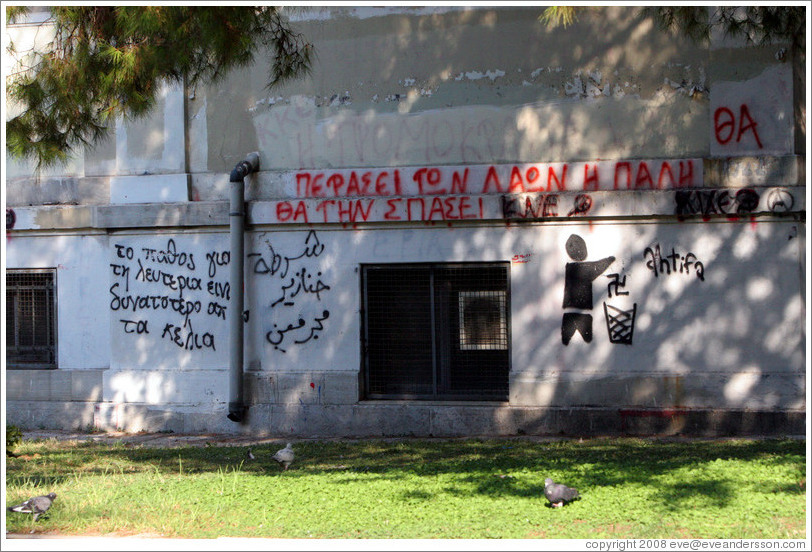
[8,492,57,521]
[544,478,580,508]
[272,443,295,471]
[246,449,256,461]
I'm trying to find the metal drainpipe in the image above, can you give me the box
[227,152,260,423]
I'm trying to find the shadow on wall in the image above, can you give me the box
[5,217,805,435]
[197,6,713,175]
[341,215,804,425]
[511,218,804,416]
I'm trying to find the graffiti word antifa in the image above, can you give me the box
[643,244,705,281]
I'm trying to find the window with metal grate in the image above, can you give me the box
[6,269,57,368]
[362,263,509,400]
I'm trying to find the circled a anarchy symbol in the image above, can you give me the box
[767,188,794,213]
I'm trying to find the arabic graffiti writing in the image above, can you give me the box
[266,311,331,352]
[250,230,333,353]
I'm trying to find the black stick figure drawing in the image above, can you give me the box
[562,234,615,345]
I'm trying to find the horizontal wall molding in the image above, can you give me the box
[110,173,190,204]
[6,186,806,231]
[6,400,805,437]
[5,155,804,208]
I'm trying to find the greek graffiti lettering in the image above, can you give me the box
[205,250,230,278]
[120,319,149,334]
[140,239,196,271]
[110,237,230,356]
[502,193,592,220]
[115,244,134,260]
[161,322,216,351]
[674,189,760,218]
[290,159,702,200]
[714,104,763,149]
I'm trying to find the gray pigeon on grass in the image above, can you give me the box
[272,443,294,470]
[544,478,580,508]
[8,492,57,521]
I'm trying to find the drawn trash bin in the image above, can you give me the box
[603,302,637,345]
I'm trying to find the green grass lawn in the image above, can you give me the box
[4,437,806,539]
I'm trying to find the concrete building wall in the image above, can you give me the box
[4,6,806,436]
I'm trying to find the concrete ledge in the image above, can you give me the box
[94,201,227,229]
[7,402,804,437]
[110,174,190,204]
[7,156,804,207]
[704,155,804,188]
[5,176,110,207]
[510,373,806,411]
[245,371,359,405]
[6,369,104,402]
[6,184,805,231]
[5,401,97,431]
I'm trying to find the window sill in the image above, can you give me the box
[359,399,510,407]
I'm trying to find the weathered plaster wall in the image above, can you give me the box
[5,6,801,204]
[6,216,806,432]
[194,6,715,175]
[4,6,806,436]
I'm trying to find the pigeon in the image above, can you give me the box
[8,492,57,521]
[246,449,256,461]
[544,478,580,508]
[272,443,294,470]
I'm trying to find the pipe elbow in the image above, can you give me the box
[229,152,261,182]
[228,402,247,423]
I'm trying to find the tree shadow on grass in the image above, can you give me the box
[6,437,804,514]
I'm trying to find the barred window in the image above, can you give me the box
[458,291,508,350]
[6,270,57,368]
[362,263,510,401]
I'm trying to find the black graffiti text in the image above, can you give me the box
[674,188,759,218]
[266,310,330,352]
[161,323,216,351]
[205,250,230,278]
[120,319,149,334]
[110,263,131,291]
[109,282,203,325]
[271,268,331,308]
[207,280,231,300]
[135,259,202,299]
[502,193,593,219]
[207,301,227,320]
[643,244,705,281]
[250,230,325,279]
[140,238,196,271]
